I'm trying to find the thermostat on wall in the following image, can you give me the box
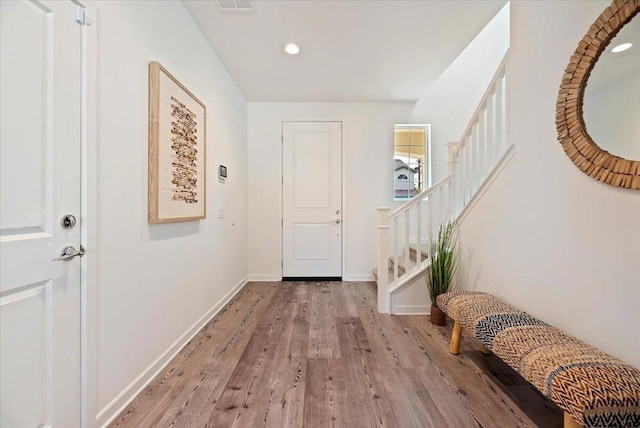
[219,165,227,179]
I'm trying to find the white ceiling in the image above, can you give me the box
[182,0,506,102]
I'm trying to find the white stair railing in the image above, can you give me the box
[377,49,511,314]
[376,177,453,313]
[450,51,509,217]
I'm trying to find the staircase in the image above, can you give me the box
[373,244,427,281]
[376,50,514,314]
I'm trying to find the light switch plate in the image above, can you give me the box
[217,207,224,219]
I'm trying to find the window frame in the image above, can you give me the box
[393,124,431,201]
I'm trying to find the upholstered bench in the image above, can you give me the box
[436,291,640,428]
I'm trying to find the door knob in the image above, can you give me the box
[334,219,341,224]
[53,245,84,261]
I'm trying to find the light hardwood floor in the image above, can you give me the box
[109,281,561,427]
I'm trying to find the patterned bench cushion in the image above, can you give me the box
[437,291,640,427]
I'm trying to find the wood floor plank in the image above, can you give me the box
[308,282,340,358]
[258,286,309,427]
[335,316,398,428]
[402,315,542,427]
[158,284,281,427]
[288,280,311,304]
[109,282,278,428]
[342,283,405,369]
[332,282,358,318]
[345,282,429,369]
[109,281,561,428]
[206,285,293,427]
[303,358,353,427]
[463,350,562,428]
[208,283,310,428]
[379,367,457,428]
[207,321,275,427]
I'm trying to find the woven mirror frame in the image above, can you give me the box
[556,0,640,190]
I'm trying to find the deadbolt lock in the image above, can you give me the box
[60,214,77,229]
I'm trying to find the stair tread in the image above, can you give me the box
[409,244,429,260]
[393,255,417,271]
[374,254,430,285]
[390,253,430,270]
[372,267,394,282]
[375,244,432,286]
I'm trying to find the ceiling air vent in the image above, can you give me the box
[216,0,256,13]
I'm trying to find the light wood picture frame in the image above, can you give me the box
[149,62,207,223]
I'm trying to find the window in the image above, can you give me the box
[394,124,430,200]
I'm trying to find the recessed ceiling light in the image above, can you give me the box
[285,43,300,55]
[611,42,632,53]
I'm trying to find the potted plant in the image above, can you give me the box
[426,220,459,326]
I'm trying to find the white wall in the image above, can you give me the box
[583,73,640,161]
[247,103,414,281]
[409,3,510,182]
[458,0,640,368]
[90,1,248,424]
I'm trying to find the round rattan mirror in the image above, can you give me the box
[556,0,640,189]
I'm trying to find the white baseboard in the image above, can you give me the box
[392,304,430,315]
[248,275,374,282]
[96,276,249,428]
[247,274,281,282]
[343,274,375,282]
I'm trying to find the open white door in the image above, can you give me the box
[282,122,342,279]
[1,1,83,426]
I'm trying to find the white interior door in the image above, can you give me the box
[282,122,342,278]
[1,1,83,426]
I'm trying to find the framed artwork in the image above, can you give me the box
[148,61,206,223]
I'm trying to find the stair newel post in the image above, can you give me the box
[446,142,459,217]
[377,207,391,313]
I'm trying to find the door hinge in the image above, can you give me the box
[281,219,283,226]
[281,260,283,268]
[281,134,283,143]
[74,5,88,26]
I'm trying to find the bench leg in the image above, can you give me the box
[450,321,463,355]
[564,412,583,428]
[479,344,492,355]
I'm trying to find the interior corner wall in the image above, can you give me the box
[458,0,640,368]
[409,2,510,183]
[91,0,248,424]
[247,102,414,281]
